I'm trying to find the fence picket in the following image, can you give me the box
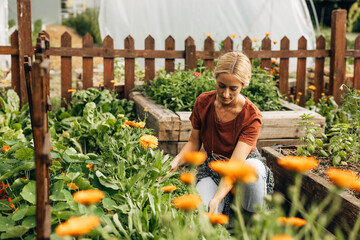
[61,32,72,106]
[204,37,214,71]
[11,31,20,97]
[83,33,94,89]
[354,35,360,90]
[145,35,155,83]
[296,36,307,107]
[279,37,289,96]
[223,37,233,52]
[314,36,326,102]
[165,36,175,73]
[261,36,271,70]
[242,36,252,61]
[103,36,114,89]
[125,35,135,98]
[185,37,196,70]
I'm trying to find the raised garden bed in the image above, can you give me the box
[130,91,326,156]
[262,146,360,234]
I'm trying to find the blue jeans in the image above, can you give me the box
[196,158,267,213]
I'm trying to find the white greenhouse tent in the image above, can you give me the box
[98,0,318,71]
[0,0,10,70]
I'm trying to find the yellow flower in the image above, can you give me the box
[277,156,318,173]
[139,135,158,149]
[98,82,103,86]
[298,92,303,96]
[206,34,211,38]
[321,92,325,96]
[270,234,294,240]
[273,41,278,44]
[73,189,105,205]
[296,98,300,103]
[67,183,79,191]
[205,212,229,225]
[326,168,360,192]
[209,159,257,185]
[144,108,148,112]
[309,85,316,90]
[110,80,116,84]
[2,145,10,153]
[265,32,270,36]
[180,172,196,185]
[277,217,306,227]
[231,34,237,38]
[253,37,259,42]
[161,185,177,192]
[172,194,202,211]
[67,89,76,93]
[183,151,207,165]
[86,163,93,171]
[1,80,6,84]
[55,216,100,237]
[117,114,125,118]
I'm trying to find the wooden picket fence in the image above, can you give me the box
[0,9,359,108]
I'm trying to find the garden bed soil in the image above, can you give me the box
[130,91,326,156]
[262,146,360,235]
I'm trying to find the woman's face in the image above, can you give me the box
[216,73,243,105]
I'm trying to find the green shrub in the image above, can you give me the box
[347,1,360,32]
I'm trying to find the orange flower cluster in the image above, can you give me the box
[183,151,206,165]
[309,85,316,91]
[277,217,307,227]
[180,172,196,185]
[125,120,146,128]
[270,234,294,240]
[205,212,229,225]
[161,185,177,192]
[326,168,360,192]
[0,182,9,200]
[2,145,10,153]
[172,194,202,211]
[86,163,93,171]
[139,135,158,149]
[209,159,257,185]
[55,216,100,237]
[73,189,105,205]
[277,156,318,173]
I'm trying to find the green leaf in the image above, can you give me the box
[96,171,120,190]
[102,197,117,211]
[12,204,29,221]
[22,216,36,229]
[0,199,11,211]
[1,226,29,239]
[14,147,34,160]
[52,202,70,211]
[6,90,20,112]
[20,181,36,204]
[0,216,15,232]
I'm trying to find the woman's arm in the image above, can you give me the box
[208,141,252,213]
[169,128,202,172]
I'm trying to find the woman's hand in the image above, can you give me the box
[208,198,220,214]
[168,159,179,173]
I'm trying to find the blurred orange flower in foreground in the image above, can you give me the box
[277,216,307,227]
[183,151,206,165]
[270,234,294,240]
[180,172,196,185]
[55,216,100,237]
[172,194,202,211]
[277,156,318,172]
[205,212,229,225]
[209,159,257,185]
[326,168,360,192]
[139,135,158,149]
[73,189,105,205]
[161,185,177,192]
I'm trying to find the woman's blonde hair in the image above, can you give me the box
[214,51,252,87]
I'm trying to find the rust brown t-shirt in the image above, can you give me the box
[190,90,262,158]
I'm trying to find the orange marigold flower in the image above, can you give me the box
[183,151,207,165]
[271,59,277,64]
[326,168,360,192]
[135,122,146,128]
[321,92,325,96]
[180,172,196,185]
[139,135,158,149]
[231,34,237,38]
[296,98,300,103]
[273,41,278,44]
[265,32,270,36]
[98,82,103,86]
[1,80,6,84]
[277,217,307,227]
[144,108,148,112]
[253,37,259,42]
[110,80,116,84]
[73,189,105,205]
[298,92,303,96]
[205,212,229,225]
[277,156,318,172]
[55,216,100,237]
[270,234,294,240]
[67,89,76,93]
[2,145,10,153]
[324,98,328,101]
[172,194,202,211]
[61,172,65,176]
[117,114,125,118]
[67,183,79,191]
[309,85,316,90]
[206,34,211,38]
[161,185,177,192]
[12,208,18,214]
[86,163,93,171]
[209,159,257,185]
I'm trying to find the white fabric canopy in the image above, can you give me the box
[0,0,10,70]
[99,0,316,71]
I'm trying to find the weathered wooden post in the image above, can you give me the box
[185,37,196,70]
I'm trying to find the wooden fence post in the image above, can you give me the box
[314,36,326,102]
[124,35,135,98]
[204,37,215,71]
[354,35,360,90]
[261,36,271,70]
[185,37,196,70]
[11,31,20,97]
[61,32,72,106]
[165,36,175,73]
[242,36,252,61]
[145,35,155,83]
[223,37,233,52]
[279,37,289,96]
[103,36,114,89]
[329,9,347,104]
[17,0,33,107]
[296,36,307,107]
[83,33,94,89]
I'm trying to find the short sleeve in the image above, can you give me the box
[189,97,201,130]
[237,117,262,148]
